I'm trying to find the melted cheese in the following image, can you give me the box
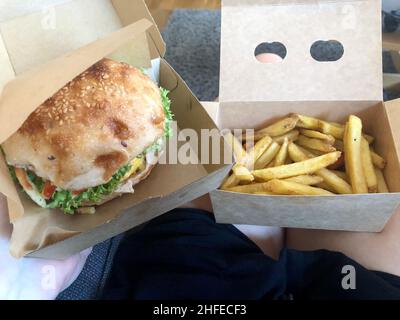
[121,156,146,182]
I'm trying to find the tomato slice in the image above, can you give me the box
[72,189,85,196]
[42,181,57,200]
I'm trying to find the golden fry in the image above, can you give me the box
[224,131,247,164]
[226,183,269,194]
[254,141,280,170]
[360,137,377,193]
[370,150,386,169]
[221,173,240,190]
[232,164,254,183]
[283,175,323,186]
[344,115,368,194]
[242,131,271,142]
[375,168,389,193]
[295,114,320,130]
[273,137,289,167]
[265,179,334,196]
[299,129,335,144]
[272,130,300,144]
[256,114,299,137]
[252,151,341,181]
[331,170,349,182]
[295,114,344,139]
[318,121,345,139]
[296,135,336,153]
[316,182,338,194]
[288,143,352,194]
[245,135,272,169]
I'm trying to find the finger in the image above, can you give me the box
[0,194,12,238]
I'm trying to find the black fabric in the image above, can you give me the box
[102,209,400,300]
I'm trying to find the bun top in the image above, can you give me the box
[2,58,165,190]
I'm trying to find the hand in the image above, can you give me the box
[0,194,91,300]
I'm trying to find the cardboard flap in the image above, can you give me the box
[112,0,166,58]
[384,99,400,168]
[220,0,382,102]
[0,18,153,144]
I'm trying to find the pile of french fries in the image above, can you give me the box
[221,114,389,196]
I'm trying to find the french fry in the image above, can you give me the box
[295,114,344,139]
[296,135,336,153]
[295,114,320,130]
[284,175,323,186]
[245,135,272,169]
[265,179,334,196]
[329,121,343,128]
[252,151,341,181]
[316,182,338,194]
[288,143,353,194]
[375,168,389,193]
[273,137,289,166]
[255,114,299,137]
[370,150,386,169]
[254,141,280,169]
[226,183,270,194]
[299,129,335,144]
[296,114,373,142]
[224,131,247,164]
[242,131,271,142]
[360,137,378,193]
[299,147,325,156]
[344,115,368,194]
[331,170,349,182]
[221,173,240,190]
[272,130,300,144]
[253,192,277,195]
[232,164,254,183]
[318,121,345,139]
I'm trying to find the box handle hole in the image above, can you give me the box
[255,42,286,63]
[310,40,344,62]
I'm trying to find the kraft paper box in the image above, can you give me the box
[209,0,400,232]
[0,0,230,259]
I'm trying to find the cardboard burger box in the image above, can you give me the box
[0,0,231,259]
[209,0,400,232]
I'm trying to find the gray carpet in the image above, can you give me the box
[58,9,400,300]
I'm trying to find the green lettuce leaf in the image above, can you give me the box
[145,87,173,153]
[27,171,45,192]
[47,163,132,214]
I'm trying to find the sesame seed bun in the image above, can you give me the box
[2,58,165,191]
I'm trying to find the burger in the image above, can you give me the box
[1,58,173,214]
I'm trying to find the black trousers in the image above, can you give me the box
[102,209,400,300]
